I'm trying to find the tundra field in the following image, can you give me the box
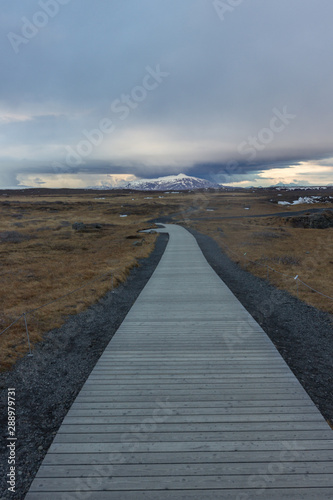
[0,187,332,370]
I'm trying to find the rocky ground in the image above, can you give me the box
[1,226,333,499]
[286,209,333,228]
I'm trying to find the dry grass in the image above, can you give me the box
[1,188,332,371]
[175,190,333,315]
[0,191,183,370]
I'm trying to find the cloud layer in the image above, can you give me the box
[1,0,333,187]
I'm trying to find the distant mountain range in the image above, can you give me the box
[91,173,221,191]
[272,184,332,191]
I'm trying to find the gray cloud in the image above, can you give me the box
[1,0,333,187]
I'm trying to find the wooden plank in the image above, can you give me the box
[73,395,312,403]
[48,440,333,453]
[53,431,333,444]
[35,461,333,477]
[63,413,322,423]
[80,382,301,390]
[41,449,333,465]
[85,375,296,382]
[57,421,330,433]
[77,389,306,397]
[69,400,316,409]
[24,488,333,500]
[66,407,318,417]
[26,473,333,491]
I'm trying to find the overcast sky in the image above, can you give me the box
[1,0,333,188]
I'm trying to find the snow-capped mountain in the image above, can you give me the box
[89,173,221,191]
[121,173,220,191]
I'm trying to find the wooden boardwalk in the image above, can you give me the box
[26,224,333,499]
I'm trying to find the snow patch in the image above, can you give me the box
[293,196,320,205]
[278,196,331,206]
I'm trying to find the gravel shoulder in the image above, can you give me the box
[1,225,333,499]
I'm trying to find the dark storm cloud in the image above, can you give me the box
[189,149,333,184]
[27,161,140,177]
[1,0,333,187]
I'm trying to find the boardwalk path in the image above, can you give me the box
[26,224,333,499]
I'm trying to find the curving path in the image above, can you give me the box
[26,224,333,499]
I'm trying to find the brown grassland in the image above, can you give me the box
[175,189,333,315]
[0,188,332,370]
